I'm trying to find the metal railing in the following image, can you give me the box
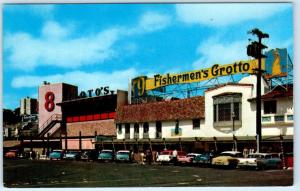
[38,114,62,137]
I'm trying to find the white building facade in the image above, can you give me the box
[115,75,293,152]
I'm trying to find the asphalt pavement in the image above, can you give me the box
[3,159,293,187]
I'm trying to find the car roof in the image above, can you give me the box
[101,149,113,152]
[221,151,242,154]
[117,150,130,152]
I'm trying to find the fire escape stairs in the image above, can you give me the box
[38,114,63,137]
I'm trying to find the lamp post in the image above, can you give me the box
[247,28,269,153]
[232,111,237,151]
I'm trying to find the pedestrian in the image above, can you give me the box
[172,149,178,163]
[36,151,40,160]
[146,148,152,165]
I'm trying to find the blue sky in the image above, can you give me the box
[3,3,293,109]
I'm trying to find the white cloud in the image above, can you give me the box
[193,37,249,69]
[176,3,290,27]
[11,68,138,91]
[41,21,71,39]
[5,21,120,71]
[137,11,172,32]
[5,11,172,71]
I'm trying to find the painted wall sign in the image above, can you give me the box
[132,59,265,97]
[44,91,55,112]
[79,86,115,98]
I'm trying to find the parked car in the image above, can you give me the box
[81,150,98,161]
[238,153,283,170]
[211,151,242,168]
[49,150,64,160]
[283,153,293,169]
[194,152,216,166]
[63,151,81,160]
[157,150,173,164]
[177,152,194,165]
[115,150,131,162]
[18,151,31,159]
[4,150,19,159]
[98,150,114,162]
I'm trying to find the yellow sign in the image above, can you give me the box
[132,59,265,97]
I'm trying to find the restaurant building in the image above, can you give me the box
[115,75,293,153]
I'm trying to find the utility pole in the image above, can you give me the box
[247,28,269,153]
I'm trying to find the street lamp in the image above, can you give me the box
[247,28,269,153]
[232,111,237,151]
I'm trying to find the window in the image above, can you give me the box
[193,119,200,129]
[218,103,231,121]
[117,124,122,133]
[264,100,276,114]
[156,121,162,138]
[275,115,284,122]
[213,93,242,125]
[175,120,179,135]
[213,105,217,122]
[134,123,139,133]
[143,122,149,133]
[287,115,293,121]
[262,116,271,122]
[156,121,162,132]
[125,123,130,134]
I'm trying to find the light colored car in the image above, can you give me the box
[98,150,114,162]
[157,150,173,164]
[5,150,19,159]
[49,150,64,160]
[177,153,200,164]
[63,151,81,160]
[238,153,283,170]
[115,150,131,162]
[211,151,243,168]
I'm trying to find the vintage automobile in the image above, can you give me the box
[176,152,196,165]
[18,151,31,159]
[49,150,64,160]
[98,149,114,162]
[211,151,243,168]
[63,151,81,160]
[4,150,19,159]
[194,152,216,166]
[237,153,283,170]
[81,150,98,161]
[115,150,131,162]
[156,150,174,164]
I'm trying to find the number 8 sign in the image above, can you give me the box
[45,91,55,112]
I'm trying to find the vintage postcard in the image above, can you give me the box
[2,1,294,188]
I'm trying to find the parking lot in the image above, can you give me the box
[3,159,293,187]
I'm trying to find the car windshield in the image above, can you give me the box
[161,151,172,155]
[68,151,78,154]
[117,152,129,155]
[102,151,112,154]
[220,153,242,157]
[248,154,262,158]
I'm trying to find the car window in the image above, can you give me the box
[161,151,172,155]
[118,152,129,155]
[265,155,271,159]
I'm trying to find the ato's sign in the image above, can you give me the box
[79,86,115,98]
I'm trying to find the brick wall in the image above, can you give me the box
[67,119,116,137]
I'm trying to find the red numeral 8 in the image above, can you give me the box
[45,92,55,112]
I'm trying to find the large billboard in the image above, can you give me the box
[132,59,265,97]
[264,48,288,79]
